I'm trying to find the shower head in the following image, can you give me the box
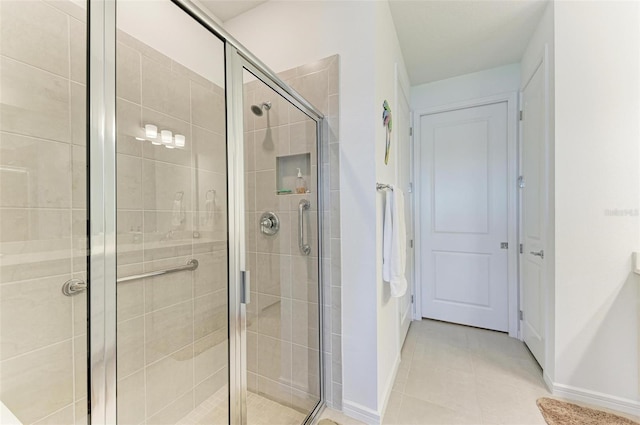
[251,101,271,116]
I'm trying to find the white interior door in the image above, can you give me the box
[397,84,413,347]
[419,102,509,332]
[520,63,546,368]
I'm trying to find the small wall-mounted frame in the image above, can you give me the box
[276,153,311,194]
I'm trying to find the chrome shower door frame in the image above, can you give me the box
[226,44,247,425]
[231,57,327,425]
[87,0,326,423]
[87,0,117,423]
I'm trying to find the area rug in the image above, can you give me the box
[537,397,639,425]
[317,420,340,425]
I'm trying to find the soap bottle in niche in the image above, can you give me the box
[295,168,307,194]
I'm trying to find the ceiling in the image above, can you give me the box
[201,0,548,85]
[388,0,548,85]
[199,0,267,22]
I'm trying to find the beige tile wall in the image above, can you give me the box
[114,28,228,425]
[243,56,342,413]
[0,1,89,424]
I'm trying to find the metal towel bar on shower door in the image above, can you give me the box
[298,199,311,255]
[61,259,199,296]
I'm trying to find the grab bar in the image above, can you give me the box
[118,259,199,283]
[298,199,311,256]
[61,259,199,296]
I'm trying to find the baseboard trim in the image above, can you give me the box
[543,371,554,393]
[342,400,381,425]
[379,353,401,420]
[546,379,640,417]
[341,353,401,425]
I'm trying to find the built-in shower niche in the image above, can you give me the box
[276,153,311,195]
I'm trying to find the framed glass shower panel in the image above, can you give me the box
[0,0,90,423]
[114,2,229,423]
[241,65,323,425]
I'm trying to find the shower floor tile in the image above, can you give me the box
[178,385,307,425]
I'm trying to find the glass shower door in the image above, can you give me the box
[0,0,89,423]
[241,66,322,425]
[115,2,229,423]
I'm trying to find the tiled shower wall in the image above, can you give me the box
[113,28,228,425]
[0,1,89,424]
[243,56,342,411]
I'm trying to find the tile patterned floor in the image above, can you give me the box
[179,387,306,425]
[317,319,550,425]
[383,319,550,425]
[181,320,636,425]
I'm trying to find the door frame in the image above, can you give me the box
[394,63,413,350]
[412,92,520,337]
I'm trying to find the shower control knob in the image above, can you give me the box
[259,212,280,236]
[261,217,275,228]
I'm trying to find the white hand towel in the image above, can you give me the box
[383,186,408,297]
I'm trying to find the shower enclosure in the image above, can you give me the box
[0,0,324,424]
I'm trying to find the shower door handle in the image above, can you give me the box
[298,199,311,256]
[241,270,250,304]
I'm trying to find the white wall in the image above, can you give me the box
[520,0,556,385]
[411,63,521,111]
[553,0,639,414]
[373,0,410,417]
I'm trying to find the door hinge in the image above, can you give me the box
[409,127,413,136]
[519,110,523,121]
[411,295,414,304]
[519,243,523,254]
[518,176,525,188]
[519,310,524,320]
[409,239,414,248]
[408,182,413,193]
[500,242,508,249]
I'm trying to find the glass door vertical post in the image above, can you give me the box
[88,0,118,423]
[226,43,248,425]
